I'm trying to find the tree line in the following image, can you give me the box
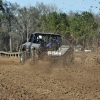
[0,1,100,52]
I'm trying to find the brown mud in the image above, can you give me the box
[0,52,100,100]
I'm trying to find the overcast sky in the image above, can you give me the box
[7,0,100,14]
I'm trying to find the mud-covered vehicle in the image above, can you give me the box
[20,32,73,65]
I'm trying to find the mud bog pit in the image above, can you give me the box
[0,52,100,100]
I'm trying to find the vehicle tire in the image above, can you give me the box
[65,47,74,66]
[30,49,37,65]
[20,51,26,64]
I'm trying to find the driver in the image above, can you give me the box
[36,35,44,44]
[38,35,42,39]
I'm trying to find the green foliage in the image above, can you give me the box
[38,12,70,34]
[69,11,98,45]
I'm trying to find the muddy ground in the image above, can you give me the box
[0,52,100,100]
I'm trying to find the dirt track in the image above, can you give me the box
[0,52,100,100]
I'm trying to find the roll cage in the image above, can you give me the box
[28,32,62,45]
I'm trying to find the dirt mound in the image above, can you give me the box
[0,52,100,100]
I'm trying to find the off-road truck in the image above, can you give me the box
[20,32,73,65]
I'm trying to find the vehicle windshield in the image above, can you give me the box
[28,33,61,43]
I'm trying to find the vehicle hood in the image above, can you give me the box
[23,42,41,49]
[23,42,31,46]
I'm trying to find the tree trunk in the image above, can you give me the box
[27,25,28,42]
[9,35,12,52]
